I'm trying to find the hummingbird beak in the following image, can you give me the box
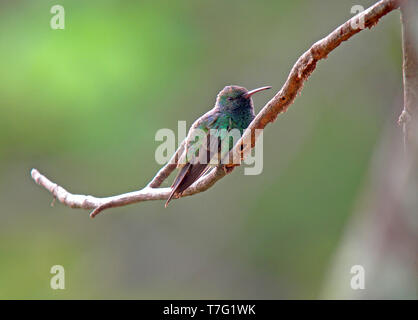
[243,86,272,99]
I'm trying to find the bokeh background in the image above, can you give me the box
[0,0,416,299]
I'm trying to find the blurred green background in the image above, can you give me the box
[0,0,408,299]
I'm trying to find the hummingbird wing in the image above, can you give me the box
[165,110,225,207]
[177,110,221,166]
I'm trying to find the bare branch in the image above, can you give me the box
[31,166,227,218]
[399,0,418,155]
[31,0,403,217]
[147,139,185,188]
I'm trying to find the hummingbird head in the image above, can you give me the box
[216,85,271,111]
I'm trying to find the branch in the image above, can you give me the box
[147,139,185,188]
[399,0,418,155]
[31,0,403,217]
[31,166,225,217]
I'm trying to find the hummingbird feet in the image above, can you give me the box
[223,164,238,174]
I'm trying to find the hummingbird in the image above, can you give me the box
[165,85,271,207]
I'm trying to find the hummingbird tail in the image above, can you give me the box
[165,163,208,207]
[164,192,176,208]
[165,163,191,208]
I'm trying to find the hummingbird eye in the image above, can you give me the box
[227,97,234,101]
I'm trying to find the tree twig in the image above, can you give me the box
[147,139,185,188]
[31,0,403,218]
[399,0,418,155]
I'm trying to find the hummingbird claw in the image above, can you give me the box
[223,164,236,174]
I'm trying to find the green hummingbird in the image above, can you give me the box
[165,85,271,207]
